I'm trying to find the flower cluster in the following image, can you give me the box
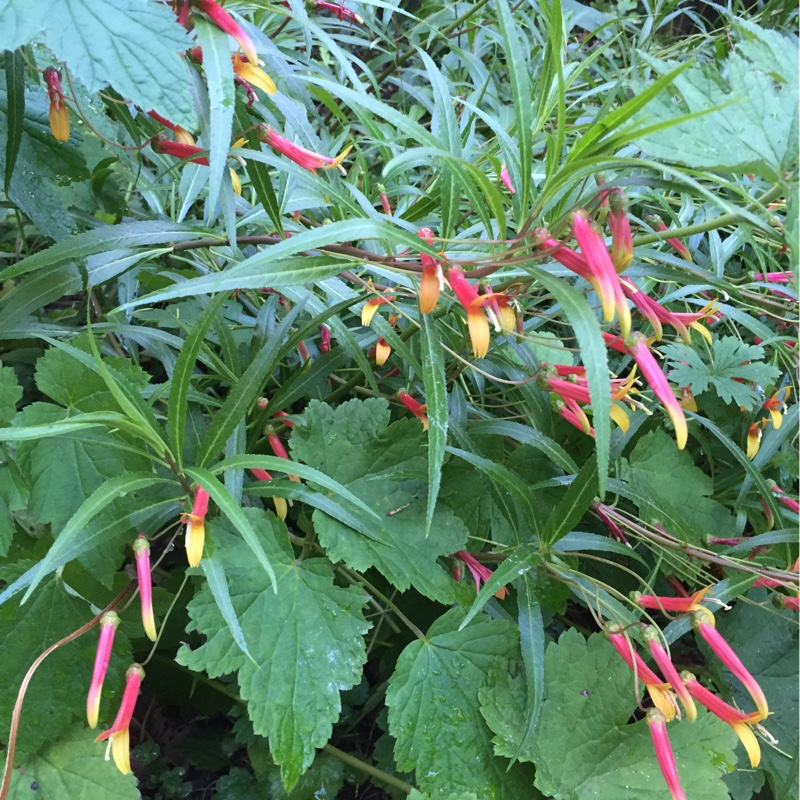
[606,593,771,799]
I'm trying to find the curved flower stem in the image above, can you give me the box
[0,582,136,800]
[142,574,190,667]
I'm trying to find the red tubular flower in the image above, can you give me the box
[692,608,769,721]
[571,211,631,336]
[633,586,710,613]
[183,487,210,567]
[196,0,259,65]
[500,163,515,194]
[645,215,692,262]
[643,627,697,722]
[320,324,331,353]
[315,0,364,22]
[453,551,508,599]
[259,125,351,173]
[418,228,443,315]
[536,229,596,282]
[44,66,70,142]
[625,332,687,450]
[608,190,633,273]
[398,391,428,431]
[647,709,687,800]
[95,664,145,775]
[771,485,800,514]
[133,535,157,642]
[448,268,491,358]
[375,183,392,215]
[754,270,793,283]
[86,611,120,729]
[681,672,761,767]
[147,110,194,145]
[763,387,790,430]
[152,135,209,165]
[267,430,300,482]
[592,501,629,545]
[555,397,595,437]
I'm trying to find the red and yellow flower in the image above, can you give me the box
[44,66,69,142]
[95,664,145,775]
[182,487,210,567]
[133,535,157,642]
[86,611,120,729]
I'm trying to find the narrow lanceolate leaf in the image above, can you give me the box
[527,268,610,496]
[421,315,448,536]
[0,221,209,282]
[201,552,254,662]
[542,456,599,546]
[196,301,305,468]
[194,18,235,221]
[167,292,230,468]
[495,0,532,211]
[20,472,165,603]
[4,48,25,192]
[0,411,142,440]
[387,607,534,799]
[178,511,369,789]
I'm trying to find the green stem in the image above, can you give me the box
[323,744,412,794]
[632,185,785,246]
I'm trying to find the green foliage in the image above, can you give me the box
[7,724,139,799]
[177,510,370,789]
[290,399,469,603]
[662,338,781,409]
[480,630,737,800]
[387,607,535,799]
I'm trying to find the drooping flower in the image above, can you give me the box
[360,294,392,326]
[554,397,595,437]
[645,214,692,262]
[259,125,351,174]
[625,332,687,449]
[605,624,676,721]
[643,627,697,722]
[232,54,276,95]
[147,110,194,145]
[681,671,761,767]
[196,0,259,65]
[632,586,711,614]
[319,324,332,354]
[608,190,633,273]
[183,487,210,568]
[152,135,209,165]
[229,167,242,195]
[771,484,800,514]
[500,163,515,194]
[679,386,697,412]
[249,468,288,520]
[453,551,508,599]
[592,501,629,545]
[692,607,769,721]
[132,535,157,642]
[746,421,763,460]
[44,66,69,142]
[95,664,145,775]
[375,337,392,365]
[571,211,631,336]
[315,0,364,22]
[398,391,428,431]
[447,268,491,358]
[647,709,687,800]
[417,227,444,315]
[763,387,790,430]
[86,611,120,729]
[754,270,793,284]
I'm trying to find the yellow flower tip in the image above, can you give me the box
[86,692,100,730]
[689,321,712,345]
[322,144,353,175]
[667,405,688,450]
[617,299,632,339]
[419,271,441,315]
[361,300,380,327]
[174,126,195,146]
[612,250,633,273]
[272,497,288,520]
[769,409,783,429]
[229,168,242,196]
[747,423,762,459]
[420,415,429,432]
[143,612,157,643]
[185,518,205,568]
[679,387,698,413]
[49,104,70,142]
[467,310,490,358]
[498,304,516,333]
[234,58,277,95]
[610,402,630,433]
[647,685,677,722]
[375,338,391,366]
[109,728,131,775]
[731,721,761,768]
